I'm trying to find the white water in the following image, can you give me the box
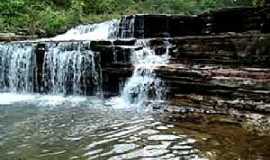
[51,20,120,41]
[42,42,102,95]
[121,40,171,106]
[0,93,88,106]
[0,20,122,95]
[0,43,35,92]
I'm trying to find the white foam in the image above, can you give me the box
[112,143,138,154]
[36,95,87,106]
[0,93,88,107]
[148,135,182,141]
[0,93,36,105]
[51,20,119,41]
[105,97,131,109]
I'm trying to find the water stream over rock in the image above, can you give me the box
[0,18,169,105]
[42,42,102,96]
[121,39,170,106]
[49,20,120,41]
[0,43,35,92]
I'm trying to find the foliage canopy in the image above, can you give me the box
[0,0,260,36]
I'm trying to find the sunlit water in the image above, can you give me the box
[0,93,206,160]
[45,20,120,41]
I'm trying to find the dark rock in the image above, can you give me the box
[200,7,263,34]
[113,39,136,46]
[168,15,204,36]
[149,34,270,67]
[90,41,112,48]
[117,7,270,39]
[34,43,46,92]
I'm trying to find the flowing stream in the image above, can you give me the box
[121,39,170,106]
[0,43,35,92]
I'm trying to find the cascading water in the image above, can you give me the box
[51,20,120,41]
[42,42,102,96]
[118,16,135,39]
[0,20,120,95]
[40,20,121,95]
[0,17,169,104]
[121,40,171,106]
[0,43,35,92]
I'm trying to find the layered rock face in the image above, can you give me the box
[1,7,270,121]
[119,7,270,128]
[152,35,270,115]
[118,7,270,38]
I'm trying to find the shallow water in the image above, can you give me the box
[0,93,204,160]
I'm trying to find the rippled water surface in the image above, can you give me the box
[0,93,205,160]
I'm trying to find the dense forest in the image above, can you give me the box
[0,0,265,36]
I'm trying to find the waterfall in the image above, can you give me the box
[0,42,102,96]
[0,17,170,105]
[39,20,121,95]
[118,16,135,39]
[42,42,102,96]
[121,40,170,106]
[0,43,35,92]
[0,20,120,95]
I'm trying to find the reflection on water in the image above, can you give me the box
[167,117,270,160]
[0,93,204,160]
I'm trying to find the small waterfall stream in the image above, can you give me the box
[121,40,170,106]
[0,43,35,92]
[42,42,102,95]
[118,16,135,38]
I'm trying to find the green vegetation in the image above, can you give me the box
[0,0,262,37]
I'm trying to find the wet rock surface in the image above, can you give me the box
[119,7,270,39]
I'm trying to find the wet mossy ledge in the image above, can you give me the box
[1,6,270,133]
